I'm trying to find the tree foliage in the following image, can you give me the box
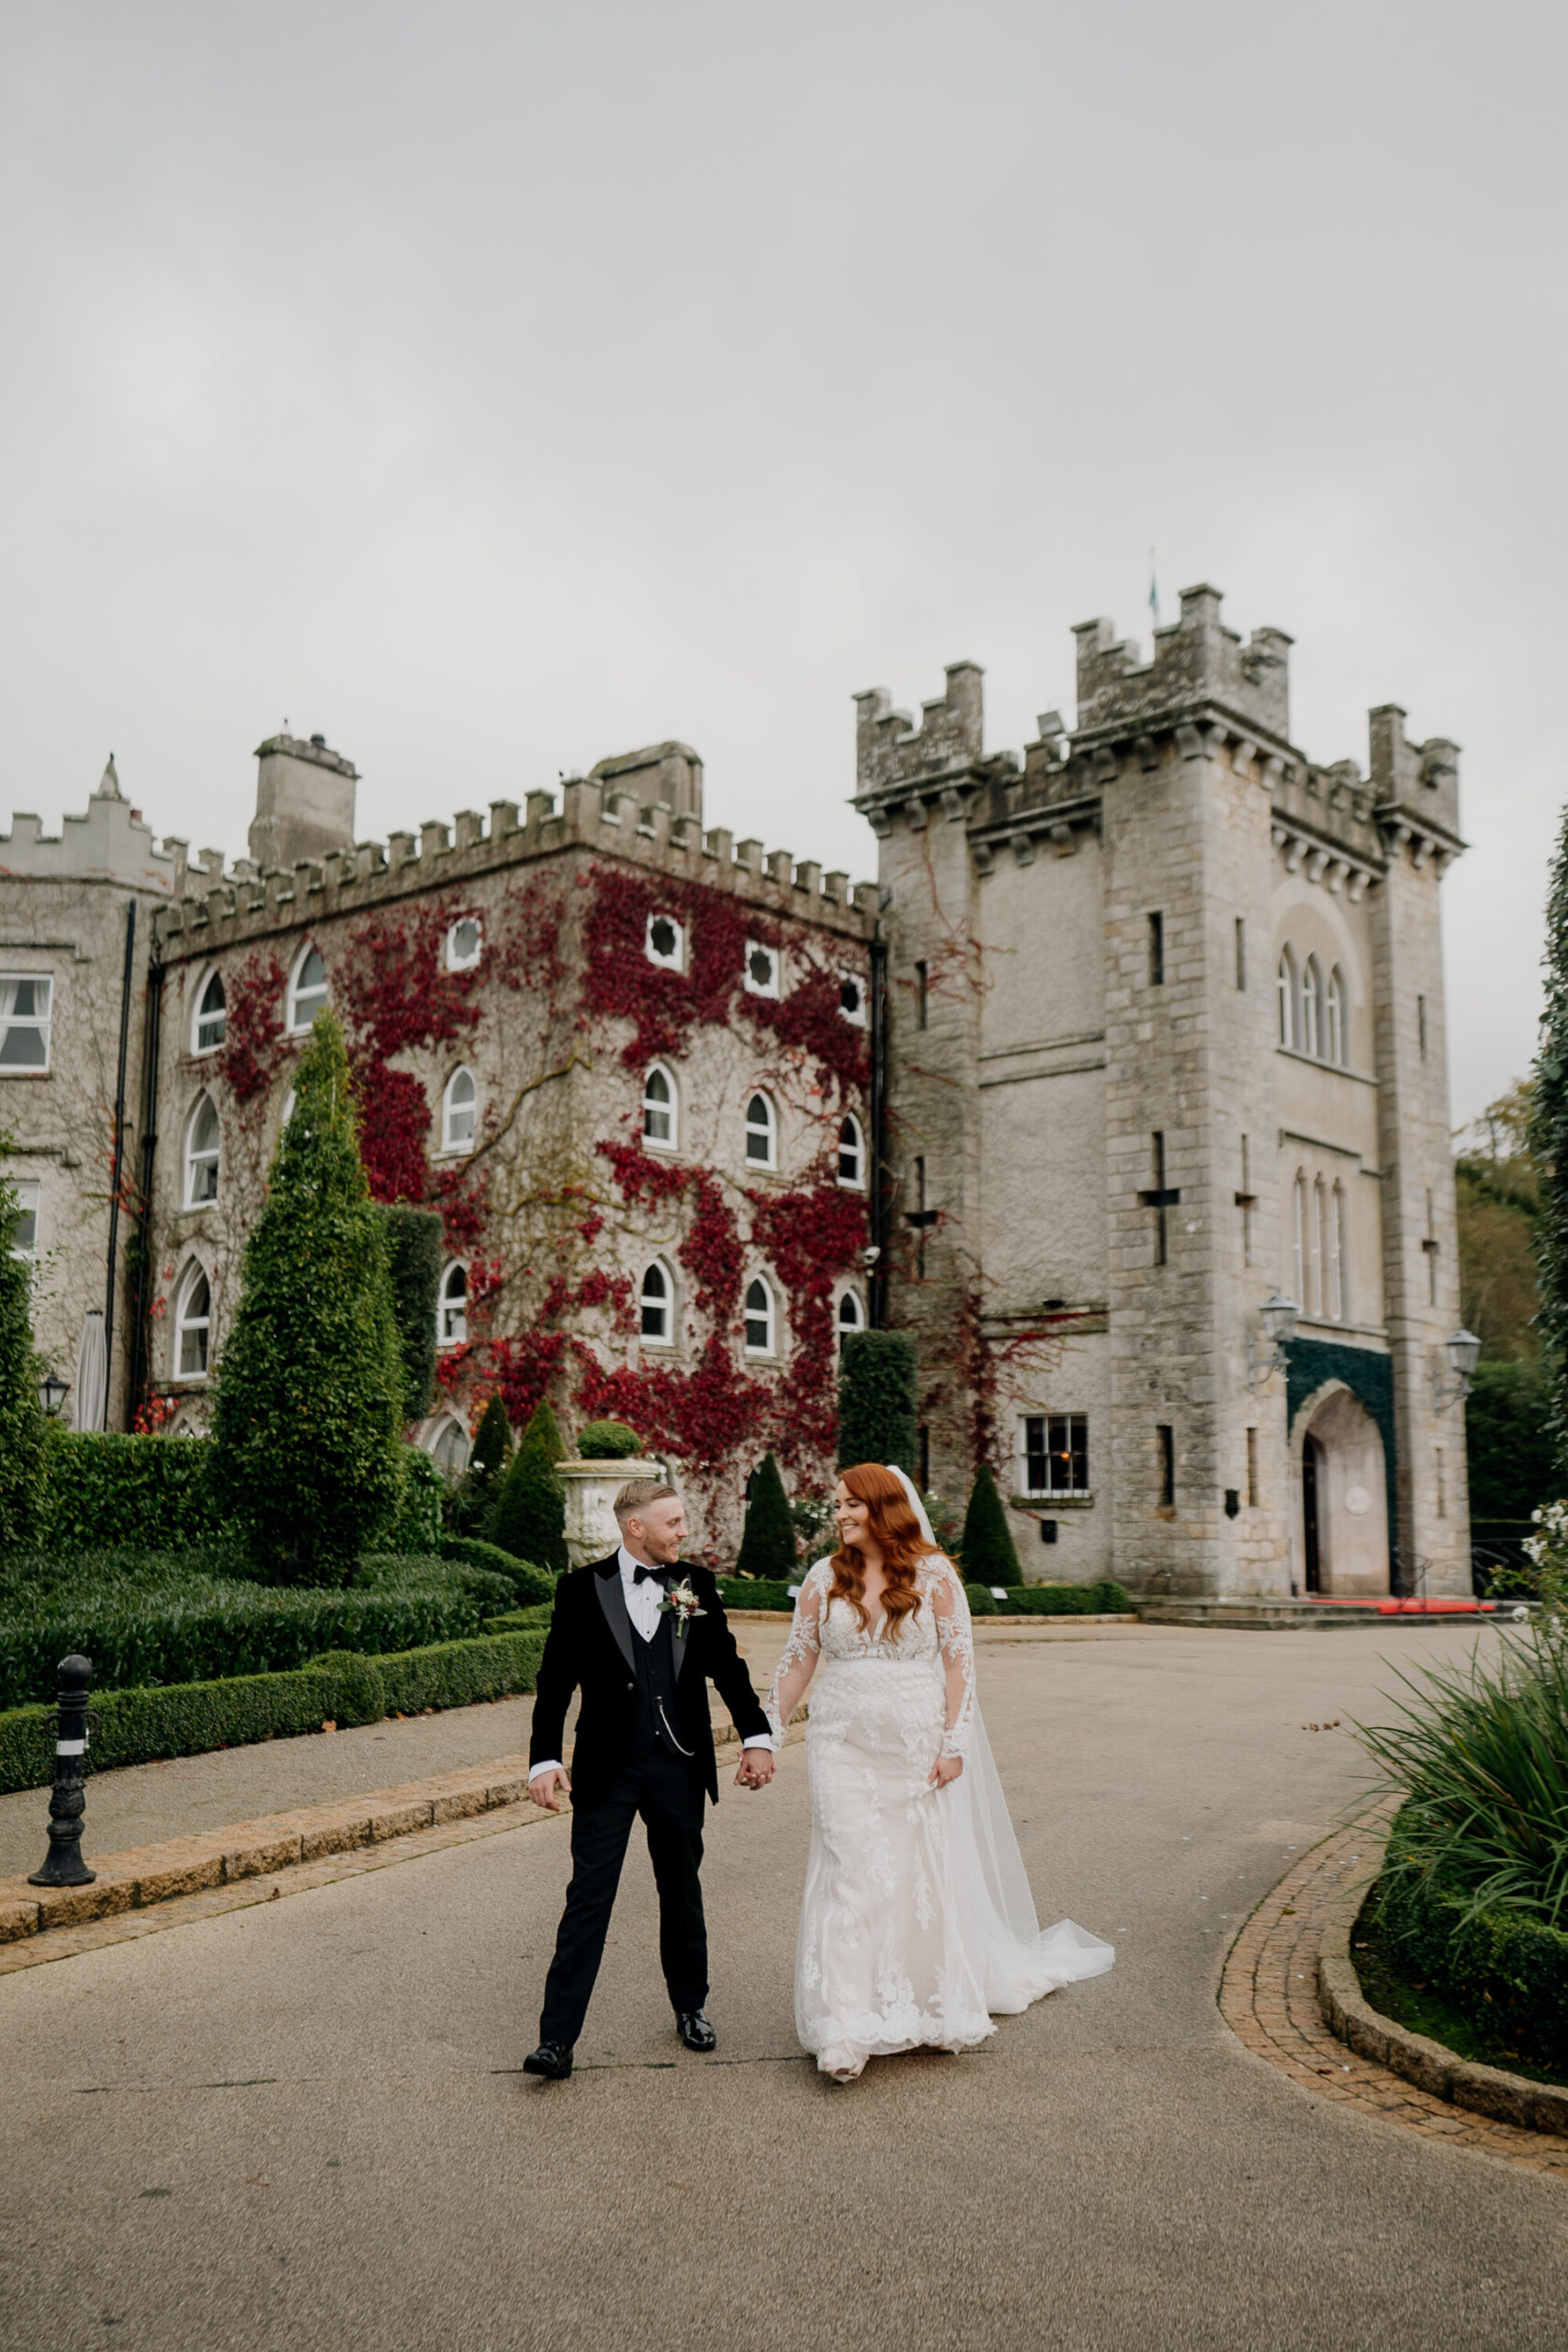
[736,1452,796,1578]
[1531,859,1568,1480]
[490,1396,569,1574]
[0,1162,46,1554]
[837,1330,918,1475]
[1457,1080,1541,1366]
[1466,1363,1556,1525]
[209,1012,408,1584]
[958,1462,1022,1585]
[378,1204,444,1420]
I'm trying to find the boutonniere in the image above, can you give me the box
[660,1577,706,1630]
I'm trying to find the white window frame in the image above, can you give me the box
[1301,956,1323,1061]
[287,944,329,1034]
[175,1261,212,1380]
[9,1177,40,1262]
[837,1112,864,1189]
[839,970,868,1027]
[0,973,53,1074]
[1021,1412,1090,1498]
[645,911,684,971]
[192,967,227,1056]
[441,1068,477,1156]
[642,1062,678,1151]
[183,1093,221,1207]
[1277,948,1296,1050]
[1325,965,1348,1067]
[744,1091,777,1171]
[437,1261,468,1347]
[640,1258,676,1347]
[743,1274,776,1357]
[836,1288,864,1347]
[743,941,780,999]
[446,915,483,973]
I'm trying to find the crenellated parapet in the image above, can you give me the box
[0,758,178,892]
[1074,583,1293,742]
[152,763,875,963]
[853,662,986,801]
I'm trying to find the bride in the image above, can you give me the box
[766,1461,1114,2082]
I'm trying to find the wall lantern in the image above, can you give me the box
[1433,1328,1482,1413]
[1247,1293,1299,1391]
[38,1370,70,1418]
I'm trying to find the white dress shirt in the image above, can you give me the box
[528,1544,777,1781]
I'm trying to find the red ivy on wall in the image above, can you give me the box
[214,954,289,1108]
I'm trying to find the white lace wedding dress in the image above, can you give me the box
[767,1554,1114,2077]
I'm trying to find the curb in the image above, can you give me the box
[1315,1816,1568,2138]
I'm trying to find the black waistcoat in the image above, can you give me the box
[629,1609,693,1761]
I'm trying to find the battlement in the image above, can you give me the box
[153,768,875,961]
[853,662,985,800]
[0,757,177,892]
[1074,585,1292,743]
[1369,704,1462,843]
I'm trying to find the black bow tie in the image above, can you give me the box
[633,1563,671,1586]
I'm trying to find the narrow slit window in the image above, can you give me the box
[1417,994,1428,1062]
[1148,911,1165,987]
[915,960,929,1031]
[1246,1426,1258,1510]
[1235,918,1247,992]
[1156,1424,1175,1510]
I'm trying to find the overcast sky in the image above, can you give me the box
[3,0,1562,1128]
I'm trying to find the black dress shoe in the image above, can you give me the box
[523,2041,573,2080]
[676,2009,716,2052]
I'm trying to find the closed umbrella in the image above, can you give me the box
[73,1309,107,1431]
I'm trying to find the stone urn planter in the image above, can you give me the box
[558,1456,664,1568]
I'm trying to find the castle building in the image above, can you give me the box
[859,585,1470,1597]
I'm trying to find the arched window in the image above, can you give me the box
[743,941,780,998]
[1322,1178,1342,1318]
[446,916,482,972]
[437,1261,468,1347]
[1277,948,1296,1049]
[1292,1171,1306,1312]
[744,1091,777,1170]
[640,1259,675,1345]
[192,968,226,1055]
[184,1095,220,1206]
[838,1113,864,1189]
[1301,957,1323,1060]
[175,1263,211,1378]
[287,944,329,1033]
[643,1063,677,1150]
[442,1069,477,1155]
[1313,1177,1328,1317]
[1335,1184,1350,1322]
[429,1417,470,1473]
[744,1275,776,1356]
[646,912,684,970]
[837,1290,864,1347]
[1325,966,1348,1067]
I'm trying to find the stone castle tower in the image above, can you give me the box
[858,585,1468,1598]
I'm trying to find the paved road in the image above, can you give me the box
[5,1623,1565,2352]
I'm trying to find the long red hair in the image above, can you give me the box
[829,1463,937,1636]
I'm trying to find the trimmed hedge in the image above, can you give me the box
[717,1577,796,1613]
[998,1580,1133,1615]
[482,1603,555,1633]
[0,1629,547,1795]
[1373,1801,1568,2074]
[964,1582,998,1615]
[42,1431,221,1553]
[576,1419,647,1459]
[436,1533,555,1607]
[837,1331,918,1475]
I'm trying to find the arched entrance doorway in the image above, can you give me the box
[1292,1384,1389,1597]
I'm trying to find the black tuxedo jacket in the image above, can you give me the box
[529,1555,772,1808]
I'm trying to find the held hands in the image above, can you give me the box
[735,1747,775,1790]
[928,1753,964,1790]
[528,1767,571,1813]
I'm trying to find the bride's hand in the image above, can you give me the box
[928,1754,964,1789]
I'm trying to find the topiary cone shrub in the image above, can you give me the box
[490,1398,569,1575]
[209,1012,408,1587]
[575,1419,647,1460]
[452,1394,512,1533]
[837,1331,919,1476]
[0,1161,47,1554]
[959,1464,1022,1585]
[736,1453,796,1579]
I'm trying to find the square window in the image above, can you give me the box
[0,975,52,1071]
[1022,1413,1089,1497]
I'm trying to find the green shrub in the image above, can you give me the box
[209,1012,408,1585]
[963,1581,998,1616]
[378,1204,444,1421]
[958,1464,1022,1585]
[434,1533,555,1607]
[837,1331,918,1475]
[385,1448,445,1554]
[40,1430,222,1554]
[716,1577,796,1613]
[0,1161,47,1553]
[1467,1363,1557,1525]
[1372,1801,1568,2073]
[736,1453,796,1579]
[0,1627,547,1794]
[0,1550,484,1709]
[998,1580,1133,1615]
[451,1396,512,1532]
[576,1418,646,1459]
[482,1603,555,1633]
[490,1399,569,1574]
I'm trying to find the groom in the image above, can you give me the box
[523,1478,777,2079]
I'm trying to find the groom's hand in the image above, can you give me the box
[528,1767,571,1812]
[735,1747,774,1789]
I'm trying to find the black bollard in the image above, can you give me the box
[28,1655,96,1889]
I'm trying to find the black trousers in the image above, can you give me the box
[537,1742,707,2049]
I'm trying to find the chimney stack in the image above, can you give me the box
[249,733,358,873]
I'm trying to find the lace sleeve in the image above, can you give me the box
[930,1562,976,1759]
[764,1563,827,1739]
